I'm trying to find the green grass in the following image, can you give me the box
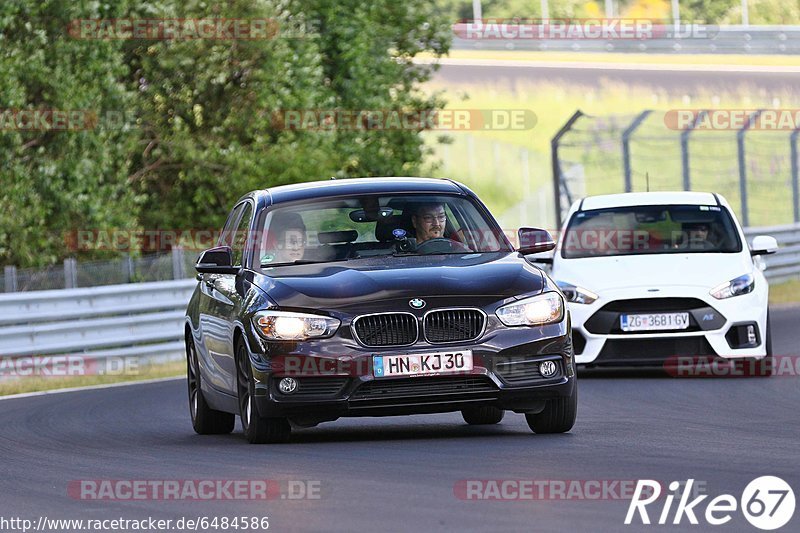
[0,360,185,397]
[770,279,800,306]
[422,79,800,228]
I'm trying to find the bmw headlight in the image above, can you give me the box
[253,311,340,341]
[556,281,598,305]
[710,273,755,300]
[496,292,564,327]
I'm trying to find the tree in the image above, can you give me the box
[0,0,450,267]
[127,0,449,232]
[0,0,140,267]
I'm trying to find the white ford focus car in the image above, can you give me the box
[543,192,778,367]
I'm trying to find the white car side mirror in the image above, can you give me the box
[750,235,778,256]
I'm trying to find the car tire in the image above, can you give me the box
[461,406,505,425]
[187,336,235,435]
[236,341,291,444]
[525,386,577,434]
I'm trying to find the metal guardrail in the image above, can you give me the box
[0,279,195,365]
[451,25,800,54]
[744,224,800,283]
[2,249,195,294]
[0,226,797,370]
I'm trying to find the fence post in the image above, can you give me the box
[521,148,531,200]
[791,127,800,224]
[122,254,134,283]
[551,110,584,228]
[493,141,501,184]
[64,258,78,289]
[467,135,476,179]
[4,266,17,292]
[172,248,186,280]
[737,110,763,227]
[622,110,652,192]
[680,110,708,191]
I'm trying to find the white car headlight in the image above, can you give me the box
[556,281,598,305]
[496,292,564,327]
[710,273,755,300]
[253,311,340,341]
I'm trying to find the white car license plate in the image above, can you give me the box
[373,350,473,378]
[620,312,690,332]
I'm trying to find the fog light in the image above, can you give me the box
[539,360,558,378]
[278,377,298,394]
[747,325,757,345]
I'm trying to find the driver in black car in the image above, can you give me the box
[411,202,447,244]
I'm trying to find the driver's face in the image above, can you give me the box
[689,227,709,242]
[413,205,446,243]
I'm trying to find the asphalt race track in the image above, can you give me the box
[431,61,800,96]
[1,306,798,532]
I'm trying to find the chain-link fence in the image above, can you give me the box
[552,109,800,228]
[2,249,197,293]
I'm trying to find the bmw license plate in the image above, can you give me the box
[373,350,473,378]
[620,313,690,332]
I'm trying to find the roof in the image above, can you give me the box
[580,191,721,211]
[263,177,464,205]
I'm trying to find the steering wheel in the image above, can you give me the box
[415,237,471,254]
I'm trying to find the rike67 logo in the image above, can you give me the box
[626,477,795,530]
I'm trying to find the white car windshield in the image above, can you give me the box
[561,204,742,259]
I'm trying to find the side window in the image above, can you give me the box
[231,202,253,267]
[219,204,244,248]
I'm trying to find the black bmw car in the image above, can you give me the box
[185,177,577,443]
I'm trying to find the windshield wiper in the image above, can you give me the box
[261,258,350,268]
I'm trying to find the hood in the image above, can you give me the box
[253,253,544,311]
[552,252,753,292]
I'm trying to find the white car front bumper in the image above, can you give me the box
[569,285,769,365]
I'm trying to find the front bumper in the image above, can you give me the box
[250,327,576,426]
[568,286,769,365]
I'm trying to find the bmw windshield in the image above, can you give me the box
[561,204,742,259]
[255,194,512,269]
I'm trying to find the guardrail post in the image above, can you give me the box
[171,248,186,280]
[680,110,708,191]
[63,258,78,289]
[622,110,652,193]
[4,266,17,292]
[737,110,763,227]
[551,110,584,228]
[791,127,800,224]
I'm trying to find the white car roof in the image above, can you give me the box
[580,191,720,211]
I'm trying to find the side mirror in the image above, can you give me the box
[195,246,240,275]
[517,227,556,256]
[750,235,778,256]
